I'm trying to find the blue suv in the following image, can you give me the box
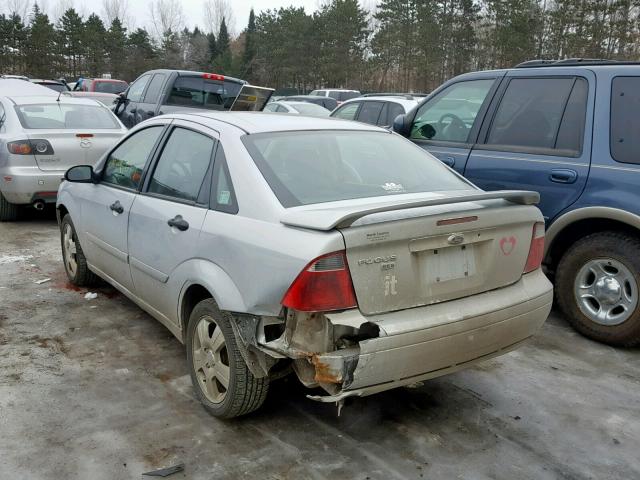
[393,59,640,346]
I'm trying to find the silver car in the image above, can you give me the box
[57,112,553,418]
[264,100,330,117]
[0,79,126,220]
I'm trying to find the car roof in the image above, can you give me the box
[341,96,418,108]
[169,111,386,134]
[279,101,324,107]
[313,88,359,92]
[8,95,105,106]
[31,79,64,84]
[0,79,58,97]
[140,69,245,84]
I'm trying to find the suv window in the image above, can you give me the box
[357,101,384,125]
[485,77,586,155]
[167,76,242,110]
[148,127,215,202]
[411,79,494,143]
[333,102,359,120]
[127,74,151,102]
[143,74,166,104]
[102,126,164,189]
[611,77,640,164]
[387,102,405,126]
[211,145,238,214]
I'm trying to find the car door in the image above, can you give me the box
[118,74,152,128]
[136,73,167,122]
[407,73,503,174]
[464,69,594,222]
[80,124,167,292]
[127,121,217,324]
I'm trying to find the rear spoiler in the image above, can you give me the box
[281,190,540,231]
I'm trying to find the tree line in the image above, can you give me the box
[2,1,640,93]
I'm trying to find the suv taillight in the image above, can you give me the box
[524,222,545,273]
[282,251,357,312]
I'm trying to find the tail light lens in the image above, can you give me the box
[524,222,545,273]
[7,139,54,155]
[282,251,357,312]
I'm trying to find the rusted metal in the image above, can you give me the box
[312,355,342,384]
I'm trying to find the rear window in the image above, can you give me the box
[94,81,128,94]
[15,104,120,129]
[167,76,242,110]
[242,131,470,207]
[292,103,329,116]
[611,77,640,164]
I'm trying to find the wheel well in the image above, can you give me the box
[56,204,69,223]
[180,284,213,334]
[546,218,640,272]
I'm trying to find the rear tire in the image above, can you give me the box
[60,214,98,286]
[186,299,268,419]
[0,191,18,221]
[556,231,640,346]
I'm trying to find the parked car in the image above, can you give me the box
[30,79,70,93]
[113,69,270,129]
[331,94,419,127]
[263,100,330,117]
[0,80,126,220]
[1,74,29,81]
[57,111,552,418]
[284,95,338,111]
[393,58,640,346]
[74,78,129,95]
[309,88,361,104]
[67,91,119,107]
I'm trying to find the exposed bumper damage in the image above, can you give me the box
[236,269,553,404]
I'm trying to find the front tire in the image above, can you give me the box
[0,191,18,221]
[556,232,640,346]
[186,299,268,418]
[60,214,98,286]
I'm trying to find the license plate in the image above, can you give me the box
[424,244,476,283]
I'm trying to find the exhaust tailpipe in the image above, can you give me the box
[33,200,45,211]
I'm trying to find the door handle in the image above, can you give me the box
[441,156,455,167]
[550,169,578,184]
[109,200,124,214]
[167,215,189,231]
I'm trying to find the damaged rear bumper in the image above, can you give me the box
[301,269,552,401]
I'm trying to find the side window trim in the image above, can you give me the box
[476,74,587,158]
[409,76,503,148]
[141,125,217,207]
[98,124,170,193]
[209,143,239,214]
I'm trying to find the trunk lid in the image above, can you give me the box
[26,130,123,171]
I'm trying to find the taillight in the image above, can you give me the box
[7,139,54,155]
[282,251,357,312]
[524,222,545,273]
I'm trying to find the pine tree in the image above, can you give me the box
[242,8,257,79]
[25,4,56,78]
[58,8,85,78]
[125,28,156,80]
[215,17,232,73]
[84,14,106,77]
[105,18,127,79]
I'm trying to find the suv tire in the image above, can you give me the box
[186,299,268,418]
[60,214,98,286]
[556,231,640,347]
[0,192,18,221]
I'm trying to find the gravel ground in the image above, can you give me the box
[1,211,639,480]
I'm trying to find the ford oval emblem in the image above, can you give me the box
[447,233,465,245]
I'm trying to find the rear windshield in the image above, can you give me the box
[243,131,470,207]
[292,103,329,116]
[167,76,243,110]
[15,104,120,129]
[94,81,128,94]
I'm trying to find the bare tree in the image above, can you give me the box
[150,0,185,37]
[102,0,132,28]
[5,0,30,19]
[203,0,235,36]
[53,0,75,22]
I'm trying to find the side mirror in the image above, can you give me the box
[65,165,95,183]
[113,93,126,114]
[392,113,412,137]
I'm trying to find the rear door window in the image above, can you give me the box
[611,76,640,164]
[411,79,494,143]
[484,77,584,155]
[357,101,384,125]
[147,127,216,202]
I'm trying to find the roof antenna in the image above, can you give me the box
[56,90,63,102]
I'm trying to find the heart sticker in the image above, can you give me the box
[500,236,517,256]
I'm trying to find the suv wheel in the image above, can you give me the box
[60,214,98,286]
[556,231,640,346]
[0,192,18,221]
[186,299,268,418]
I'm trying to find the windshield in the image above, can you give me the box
[15,104,120,129]
[290,103,329,116]
[243,131,471,207]
[94,81,128,94]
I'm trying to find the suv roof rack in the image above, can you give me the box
[515,58,640,68]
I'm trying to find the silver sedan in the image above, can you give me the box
[0,79,126,220]
[57,112,552,418]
